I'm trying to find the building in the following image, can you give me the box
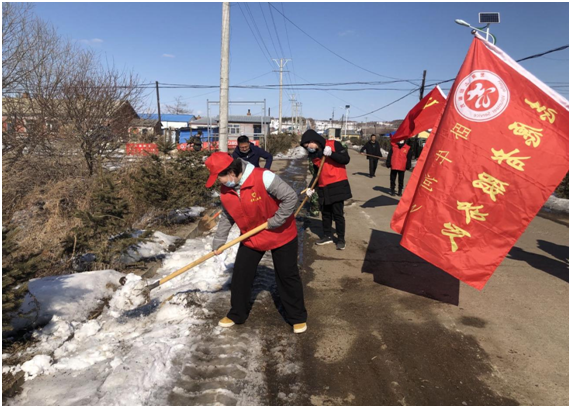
[184,114,270,145]
[128,118,162,141]
[3,96,139,139]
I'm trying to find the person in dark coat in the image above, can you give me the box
[359,134,382,177]
[386,140,413,196]
[300,129,352,250]
[231,135,273,169]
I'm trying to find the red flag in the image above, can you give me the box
[392,35,569,290]
[391,86,447,143]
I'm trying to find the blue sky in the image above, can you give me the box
[33,2,569,122]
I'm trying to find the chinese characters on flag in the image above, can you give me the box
[390,35,569,290]
[391,86,447,143]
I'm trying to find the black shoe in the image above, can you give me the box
[336,240,346,250]
[397,189,403,196]
[316,236,334,246]
[390,190,396,196]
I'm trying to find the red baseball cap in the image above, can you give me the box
[205,152,234,188]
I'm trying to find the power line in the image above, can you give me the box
[516,44,569,63]
[351,88,421,119]
[268,3,419,86]
[424,44,570,89]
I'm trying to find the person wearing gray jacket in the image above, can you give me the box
[205,153,307,334]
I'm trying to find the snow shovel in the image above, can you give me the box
[126,222,269,293]
[186,208,222,239]
[119,157,324,297]
[295,156,325,217]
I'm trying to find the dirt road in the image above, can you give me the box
[295,149,568,405]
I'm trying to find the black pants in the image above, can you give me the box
[390,170,405,192]
[368,159,379,177]
[322,201,345,241]
[227,237,307,325]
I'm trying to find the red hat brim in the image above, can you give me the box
[205,172,219,188]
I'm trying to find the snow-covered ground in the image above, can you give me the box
[274,146,307,160]
[542,194,569,215]
[119,230,181,263]
[4,225,276,405]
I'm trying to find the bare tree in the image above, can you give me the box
[2,3,73,161]
[163,96,193,115]
[59,51,145,175]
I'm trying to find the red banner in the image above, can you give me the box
[391,35,569,290]
[391,86,447,143]
[126,143,158,156]
[177,140,260,151]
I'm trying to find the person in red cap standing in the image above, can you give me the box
[204,152,307,334]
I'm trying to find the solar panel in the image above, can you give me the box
[479,12,500,24]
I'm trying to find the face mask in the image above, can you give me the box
[308,147,316,153]
[224,180,236,188]
[398,141,404,146]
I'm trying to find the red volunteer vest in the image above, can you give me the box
[390,143,410,171]
[220,168,297,251]
[311,140,349,187]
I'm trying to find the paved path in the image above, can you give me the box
[297,149,568,405]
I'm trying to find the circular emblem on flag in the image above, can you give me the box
[454,70,510,122]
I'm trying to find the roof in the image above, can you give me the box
[189,115,271,126]
[130,118,160,127]
[142,114,195,122]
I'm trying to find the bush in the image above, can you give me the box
[2,226,49,334]
[129,150,212,212]
[61,174,137,265]
[266,132,299,156]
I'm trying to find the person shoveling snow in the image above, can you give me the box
[204,153,308,334]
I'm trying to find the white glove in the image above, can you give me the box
[305,188,315,197]
[323,146,332,156]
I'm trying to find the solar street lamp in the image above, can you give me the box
[455,12,499,44]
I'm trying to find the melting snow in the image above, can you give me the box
[7,226,244,406]
[274,146,308,160]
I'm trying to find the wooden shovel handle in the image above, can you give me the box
[156,222,268,287]
[295,156,326,217]
[361,152,384,160]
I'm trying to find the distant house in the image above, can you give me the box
[185,114,270,144]
[136,113,196,143]
[2,96,139,138]
[128,118,162,140]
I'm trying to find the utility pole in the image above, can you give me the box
[289,94,296,134]
[413,69,428,160]
[219,2,230,152]
[155,81,162,136]
[273,58,290,135]
[344,105,350,139]
[419,69,427,101]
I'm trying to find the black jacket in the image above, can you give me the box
[360,141,382,160]
[301,130,352,205]
[231,142,273,169]
[386,143,413,170]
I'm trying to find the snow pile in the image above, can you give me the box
[8,225,244,405]
[31,316,75,354]
[167,206,205,224]
[21,355,52,380]
[120,231,181,263]
[542,194,569,214]
[274,146,308,160]
[108,274,149,315]
[12,270,124,331]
